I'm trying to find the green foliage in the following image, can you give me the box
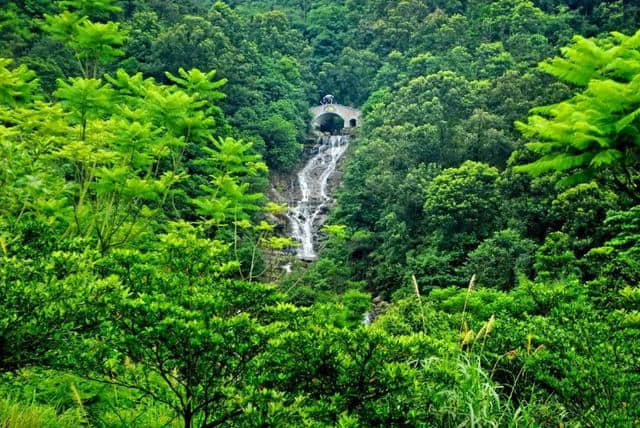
[43,10,126,78]
[516,29,640,198]
[123,2,313,171]
[550,181,618,255]
[0,220,101,372]
[68,224,281,427]
[464,229,536,290]
[257,114,301,171]
[54,76,113,139]
[0,59,40,106]
[0,397,83,428]
[59,0,122,19]
[3,0,640,426]
[584,205,640,306]
[166,67,227,103]
[534,232,580,280]
[424,277,640,426]
[424,161,501,249]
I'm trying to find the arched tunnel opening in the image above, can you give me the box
[315,113,344,134]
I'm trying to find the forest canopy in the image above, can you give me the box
[1,0,639,427]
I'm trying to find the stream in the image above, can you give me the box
[287,135,350,260]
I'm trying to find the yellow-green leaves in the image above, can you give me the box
[42,6,126,78]
[265,201,288,215]
[516,29,640,195]
[539,30,640,86]
[165,67,227,101]
[195,175,263,226]
[54,77,113,139]
[207,136,267,176]
[72,21,126,66]
[322,224,348,239]
[0,58,40,106]
[192,136,267,231]
[42,10,85,43]
[16,63,233,253]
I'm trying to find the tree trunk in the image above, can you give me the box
[184,408,193,428]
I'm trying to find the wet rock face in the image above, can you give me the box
[283,135,350,260]
[363,296,389,325]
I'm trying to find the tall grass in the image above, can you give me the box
[0,398,83,428]
[432,355,534,428]
[412,273,538,427]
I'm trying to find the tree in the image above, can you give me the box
[59,0,123,20]
[43,11,126,78]
[534,232,580,280]
[516,29,640,201]
[423,161,502,250]
[463,229,536,290]
[584,205,640,303]
[0,58,40,106]
[0,220,99,372]
[64,224,283,428]
[256,114,301,171]
[550,182,618,255]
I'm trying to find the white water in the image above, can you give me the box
[287,135,349,260]
[362,311,372,325]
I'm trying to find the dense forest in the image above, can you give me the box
[1,0,639,426]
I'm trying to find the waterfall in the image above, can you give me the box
[287,135,349,260]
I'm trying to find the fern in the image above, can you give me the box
[516,29,640,196]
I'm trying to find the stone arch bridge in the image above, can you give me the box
[310,104,362,131]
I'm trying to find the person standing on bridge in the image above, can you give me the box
[322,94,335,105]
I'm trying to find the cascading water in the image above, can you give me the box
[287,135,349,260]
